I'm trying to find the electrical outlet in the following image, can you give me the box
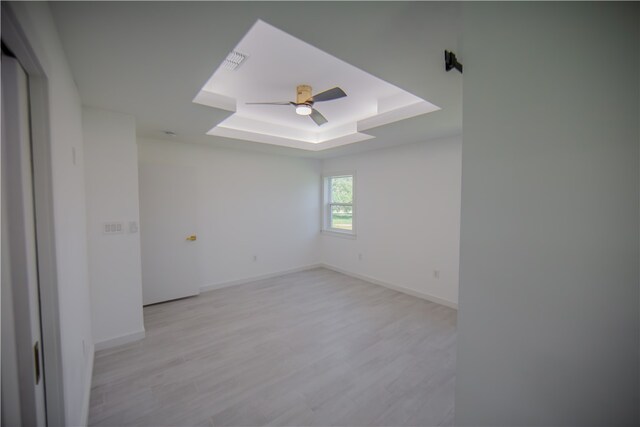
[358,253,363,261]
[253,255,257,262]
[433,270,440,279]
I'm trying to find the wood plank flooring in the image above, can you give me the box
[89,268,457,426]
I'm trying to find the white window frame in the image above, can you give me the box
[322,172,356,237]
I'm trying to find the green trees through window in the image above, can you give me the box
[331,176,352,203]
[329,175,353,231]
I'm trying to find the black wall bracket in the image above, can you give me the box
[445,50,463,74]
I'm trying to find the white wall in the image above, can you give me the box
[137,138,322,291]
[83,107,145,347]
[321,135,462,307]
[456,2,639,425]
[6,2,94,425]
[138,136,462,308]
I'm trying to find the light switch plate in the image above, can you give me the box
[103,222,125,235]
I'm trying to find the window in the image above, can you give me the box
[323,174,355,235]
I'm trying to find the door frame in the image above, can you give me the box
[2,4,66,426]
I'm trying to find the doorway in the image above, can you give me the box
[1,48,47,426]
[1,5,67,424]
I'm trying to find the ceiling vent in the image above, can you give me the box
[222,50,247,71]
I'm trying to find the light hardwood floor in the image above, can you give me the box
[89,268,457,426]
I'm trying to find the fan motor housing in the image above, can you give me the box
[296,85,313,104]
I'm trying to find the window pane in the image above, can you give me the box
[331,176,353,204]
[331,204,352,230]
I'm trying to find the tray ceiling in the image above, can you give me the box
[194,20,439,151]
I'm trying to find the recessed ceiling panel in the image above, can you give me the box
[194,20,439,151]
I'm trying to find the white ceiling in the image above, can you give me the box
[195,19,439,151]
[51,1,462,158]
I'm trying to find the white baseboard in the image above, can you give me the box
[94,330,146,351]
[320,263,458,309]
[200,264,323,293]
[199,263,457,309]
[80,343,95,426]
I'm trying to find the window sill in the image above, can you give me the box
[321,229,357,240]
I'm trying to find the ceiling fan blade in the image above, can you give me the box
[310,87,347,102]
[309,109,328,126]
[246,101,294,105]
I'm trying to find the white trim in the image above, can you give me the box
[321,229,357,240]
[320,263,458,309]
[322,171,356,236]
[199,263,457,309]
[200,264,323,293]
[2,4,66,425]
[94,330,146,351]
[79,343,95,427]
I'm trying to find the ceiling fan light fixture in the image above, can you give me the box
[295,104,312,116]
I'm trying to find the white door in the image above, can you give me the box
[1,53,47,426]
[139,162,200,305]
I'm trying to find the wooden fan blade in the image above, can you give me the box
[310,87,347,102]
[310,109,328,126]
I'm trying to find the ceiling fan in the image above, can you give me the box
[246,85,347,126]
